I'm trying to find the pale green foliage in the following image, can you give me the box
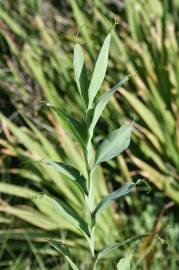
[0,1,178,268]
[88,76,130,143]
[44,33,138,269]
[87,33,111,109]
[92,183,136,220]
[95,125,132,166]
[73,43,89,106]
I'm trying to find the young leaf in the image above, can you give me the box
[41,195,90,238]
[48,240,80,270]
[42,160,88,195]
[47,105,87,151]
[73,43,89,106]
[92,183,136,220]
[89,76,130,141]
[95,124,132,165]
[117,253,132,270]
[88,33,111,109]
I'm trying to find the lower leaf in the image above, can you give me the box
[48,240,80,270]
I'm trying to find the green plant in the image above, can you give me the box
[0,1,177,269]
[70,0,179,203]
[38,31,148,270]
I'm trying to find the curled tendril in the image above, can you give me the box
[32,192,45,200]
[111,13,119,30]
[104,14,119,32]
[73,24,87,44]
[136,179,152,194]
[39,100,51,107]
[155,235,169,246]
[33,100,51,116]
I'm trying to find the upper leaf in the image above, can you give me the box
[48,240,80,270]
[92,183,136,220]
[73,43,89,106]
[88,33,111,109]
[42,160,88,195]
[89,76,130,141]
[95,124,132,166]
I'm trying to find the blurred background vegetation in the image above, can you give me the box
[0,0,179,269]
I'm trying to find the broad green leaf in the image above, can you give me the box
[117,253,132,270]
[73,43,89,106]
[95,125,132,165]
[48,240,80,270]
[89,76,130,141]
[47,105,87,151]
[42,160,88,195]
[41,195,90,238]
[92,183,136,220]
[88,33,111,109]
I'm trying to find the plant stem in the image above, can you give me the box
[85,167,95,257]
[84,133,95,260]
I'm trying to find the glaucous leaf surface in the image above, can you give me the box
[88,33,111,109]
[95,234,150,266]
[92,183,136,220]
[73,43,89,106]
[88,76,130,142]
[95,124,132,165]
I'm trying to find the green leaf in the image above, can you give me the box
[42,160,88,195]
[73,43,89,106]
[89,76,130,141]
[95,234,151,267]
[88,33,111,109]
[95,124,132,165]
[48,240,80,270]
[47,105,87,151]
[117,254,132,270]
[41,195,90,238]
[92,183,136,220]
